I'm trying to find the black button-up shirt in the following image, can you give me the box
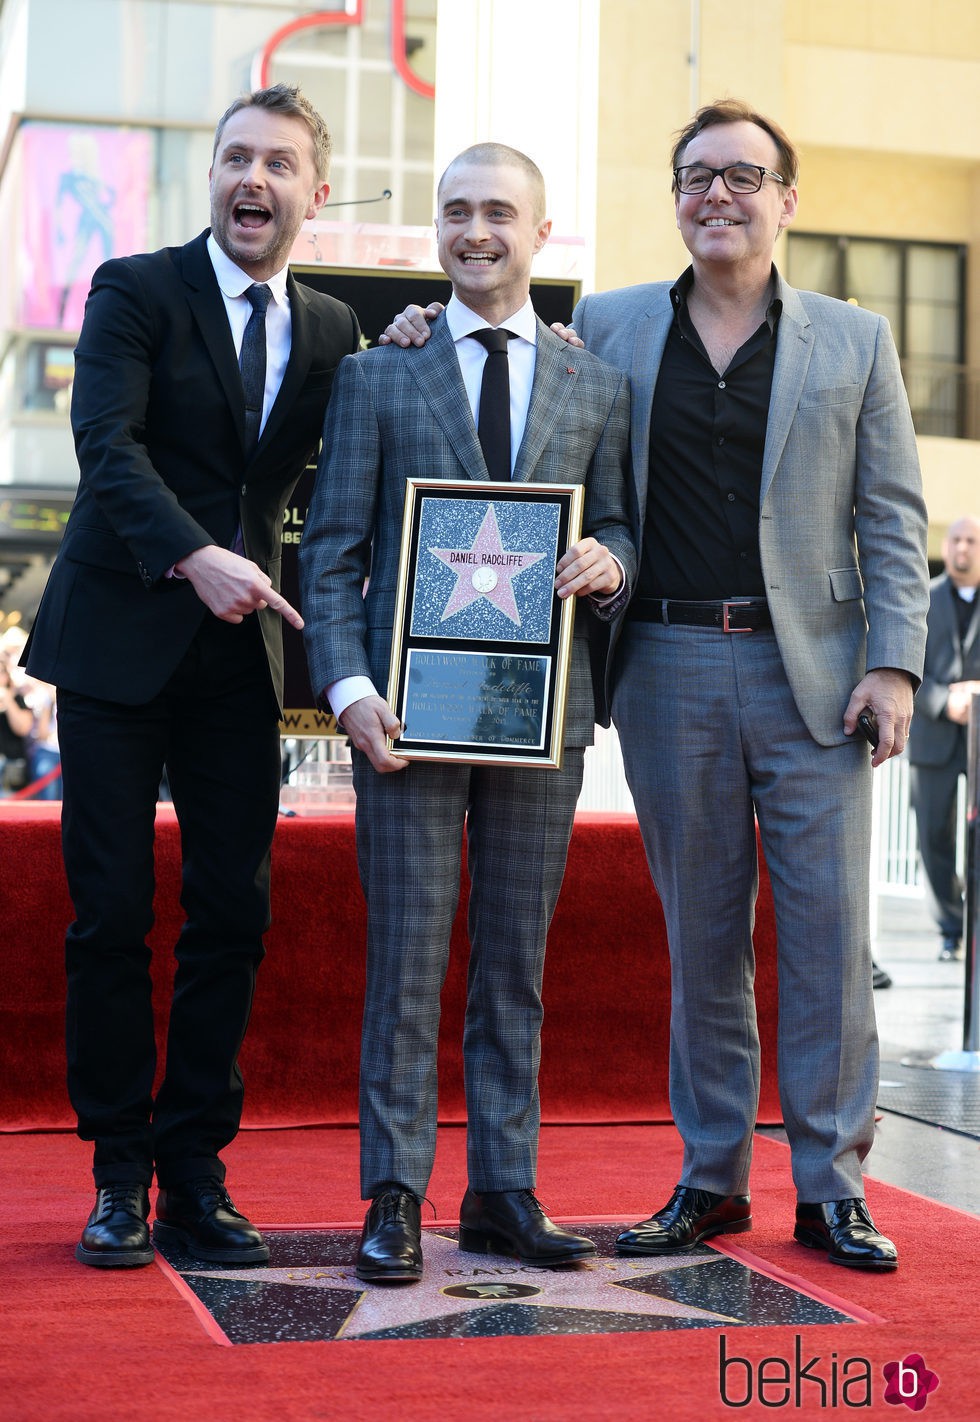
[637,267,781,602]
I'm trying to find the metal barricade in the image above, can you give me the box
[934,691,980,1070]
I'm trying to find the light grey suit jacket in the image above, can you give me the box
[573,270,930,745]
[907,573,980,769]
[299,314,635,743]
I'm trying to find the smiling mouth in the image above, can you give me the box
[460,252,499,265]
[702,218,738,227]
[234,202,273,230]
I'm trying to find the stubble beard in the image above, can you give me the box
[212,204,296,277]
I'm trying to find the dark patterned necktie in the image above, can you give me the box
[470,327,516,480]
[240,283,272,456]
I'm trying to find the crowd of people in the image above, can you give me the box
[0,627,60,798]
[14,78,970,1289]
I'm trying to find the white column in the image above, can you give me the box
[433,0,599,286]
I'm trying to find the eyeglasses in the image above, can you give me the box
[673,163,787,195]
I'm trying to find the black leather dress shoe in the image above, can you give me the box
[938,935,961,963]
[152,1178,269,1264]
[458,1188,596,1265]
[76,1183,155,1268]
[616,1185,752,1255]
[794,1198,897,1269]
[871,960,892,990]
[356,1186,423,1283]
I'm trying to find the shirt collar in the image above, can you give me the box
[445,294,538,345]
[670,264,782,332]
[207,233,290,306]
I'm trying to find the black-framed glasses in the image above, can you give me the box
[673,163,787,195]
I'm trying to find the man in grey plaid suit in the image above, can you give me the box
[299,144,634,1283]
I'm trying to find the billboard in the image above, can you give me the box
[17,123,152,331]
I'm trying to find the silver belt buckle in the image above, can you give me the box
[722,600,754,633]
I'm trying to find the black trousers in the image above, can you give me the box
[909,753,967,939]
[57,616,282,1188]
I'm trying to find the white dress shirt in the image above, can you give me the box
[445,294,538,476]
[170,240,294,581]
[206,233,292,438]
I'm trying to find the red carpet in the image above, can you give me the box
[0,1124,974,1421]
[0,805,782,1130]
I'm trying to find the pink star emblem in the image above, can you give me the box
[429,503,546,625]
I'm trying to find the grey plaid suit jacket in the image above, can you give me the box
[573,270,930,744]
[300,314,635,744]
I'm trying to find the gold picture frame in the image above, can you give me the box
[386,479,584,768]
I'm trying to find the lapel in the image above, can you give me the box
[512,321,581,482]
[405,317,487,478]
[627,291,673,530]
[958,582,980,657]
[179,233,245,442]
[936,576,961,663]
[178,236,321,466]
[760,274,813,504]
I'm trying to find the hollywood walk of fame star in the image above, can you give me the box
[429,503,546,626]
[175,1231,750,1342]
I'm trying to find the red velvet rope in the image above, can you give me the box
[8,764,62,800]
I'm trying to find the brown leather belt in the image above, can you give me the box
[627,597,772,633]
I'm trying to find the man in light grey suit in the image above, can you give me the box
[299,144,634,1283]
[380,99,931,1270]
[571,101,929,1271]
[907,516,980,961]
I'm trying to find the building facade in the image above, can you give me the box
[0,0,978,627]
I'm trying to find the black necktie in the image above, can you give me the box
[240,283,272,456]
[470,327,516,480]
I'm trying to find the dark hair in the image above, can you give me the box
[670,99,799,187]
[213,83,332,184]
[438,142,547,223]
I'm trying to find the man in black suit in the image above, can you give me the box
[907,515,980,961]
[24,84,360,1269]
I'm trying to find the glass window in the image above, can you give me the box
[785,233,966,435]
[23,342,75,413]
[907,244,960,304]
[906,302,960,363]
[843,241,900,303]
[784,234,840,293]
[265,2,435,230]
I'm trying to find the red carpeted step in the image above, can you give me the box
[0,1125,974,1422]
[0,807,781,1131]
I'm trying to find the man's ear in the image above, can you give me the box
[307,182,331,220]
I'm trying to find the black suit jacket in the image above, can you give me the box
[26,231,359,707]
[907,573,980,769]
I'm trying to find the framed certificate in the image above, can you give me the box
[386,479,584,768]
